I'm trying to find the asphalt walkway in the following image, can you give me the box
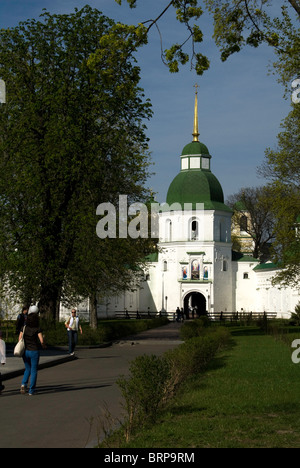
[0,322,183,448]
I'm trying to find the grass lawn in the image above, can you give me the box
[118,330,300,448]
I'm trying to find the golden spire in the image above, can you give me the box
[193,83,200,142]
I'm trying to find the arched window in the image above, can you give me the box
[166,219,172,241]
[243,272,249,279]
[240,215,248,233]
[190,217,199,240]
[163,260,168,271]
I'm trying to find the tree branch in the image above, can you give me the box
[142,1,174,33]
[288,0,300,17]
[244,0,262,33]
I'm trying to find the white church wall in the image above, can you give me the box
[0,295,21,321]
[159,209,219,243]
[161,252,181,313]
[233,260,300,318]
[96,287,141,318]
[60,299,89,322]
[214,212,232,243]
[255,269,300,319]
[138,263,160,313]
[234,260,260,313]
[213,245,233,312]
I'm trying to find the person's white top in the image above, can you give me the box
[0,339,6,364]
[66,316,79,331]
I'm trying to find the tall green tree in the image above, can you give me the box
[259,105,300,287]
[0,6,153,320]
[64,199,157,328]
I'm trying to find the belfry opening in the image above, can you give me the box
[184,292,207,318]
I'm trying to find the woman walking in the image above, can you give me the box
[18,305,46,396]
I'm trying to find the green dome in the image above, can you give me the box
[166,170,231,212]
[181,141,210,156]
[234,200,247,211]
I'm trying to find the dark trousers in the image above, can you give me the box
[67,330,78,354]
[0,372,4,391]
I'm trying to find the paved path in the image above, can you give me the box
[0,322,183,448]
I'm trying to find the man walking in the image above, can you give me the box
[15,306,28,335]
[65,309,83,356]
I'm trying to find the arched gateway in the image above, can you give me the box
[184,292,207,317]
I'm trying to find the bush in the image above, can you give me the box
[179,317,210,341]
[165,328,230,397]
[291,303,300,325]
[116,327,230,442]
[40,317,169,347]
[117,354,170,441]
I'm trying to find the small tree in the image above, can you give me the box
[259,105,300,287]
[227,186,276,260]
[291,303,300,325]
[117,354,170,441]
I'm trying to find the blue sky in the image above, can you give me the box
[0,1,292,202]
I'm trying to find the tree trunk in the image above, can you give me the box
[89,292,98,329]
[38,283,62,322]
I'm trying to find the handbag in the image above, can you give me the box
[14,326,26,357]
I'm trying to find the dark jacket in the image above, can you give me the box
[16,314,27,334]
[24,326,42,351]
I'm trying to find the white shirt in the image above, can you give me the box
[66,316,79,331]
[0,339,6,365]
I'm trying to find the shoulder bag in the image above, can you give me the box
[14,326,26,357]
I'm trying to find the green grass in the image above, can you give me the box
[115,331,300,448]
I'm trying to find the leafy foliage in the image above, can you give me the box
[291,302,300,324]
[259,105,300,286]
[227,186,276,260]
[0,6,153,319]
[116,326,230,443]
[113,0,208,75]
[113,1,300,75]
